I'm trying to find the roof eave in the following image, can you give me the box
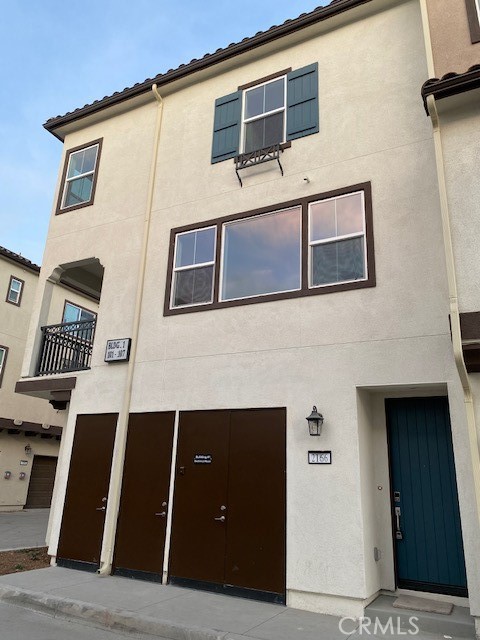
[421,66,480,113]
[44,0,373,137]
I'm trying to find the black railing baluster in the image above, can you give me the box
[36,319,96,376]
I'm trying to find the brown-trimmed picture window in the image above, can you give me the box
[6,276,24,306]
[0,345,8,388]
[466,0,480,43]
[165,182,375,315]
[57,139,102,213]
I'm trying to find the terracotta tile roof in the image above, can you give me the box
[44,0,372,136]
[421,64,480,111]
[0,246,40,273]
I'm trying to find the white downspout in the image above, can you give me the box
[419,0,480,531]
[98,84,164,575]
[426,93,480,528]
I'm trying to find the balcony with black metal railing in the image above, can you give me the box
[36,319,96,376]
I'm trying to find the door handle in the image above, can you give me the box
[395,506,403,540]
[155,511,167,518]
[214,515,225,522]
[96,496,107,511]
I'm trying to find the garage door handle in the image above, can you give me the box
[214,516,225,522]
[155,511,167,518]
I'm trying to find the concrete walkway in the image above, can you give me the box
[0,567,474,640]
[0,509,49,550]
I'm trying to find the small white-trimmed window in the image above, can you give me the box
[0,346,8,387]
[57,139,102,213]
[242,76,286,153]
[171,227,217,308]
[6,276,23,306]
[308,191,367,288]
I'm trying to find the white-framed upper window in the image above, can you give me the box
[241,76,286,154]
[6,276,23,306]
[220,206,302,302]
[308,191,367,288]
[59,141,101,211]
[171,227,217,308]
[62,302,96,324]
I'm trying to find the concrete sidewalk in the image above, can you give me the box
[0,509,49,550]
[0,567,474,640]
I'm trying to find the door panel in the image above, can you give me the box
[169,410,230,584]
[114,412,175,575]
[113,412,175,577]
[225,409,286,594]
[25,456,57,508]
[57,414,117,568]
[387,397,467,596]
[169,408,286,602]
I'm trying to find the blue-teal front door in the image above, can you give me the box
[386,397,467,597]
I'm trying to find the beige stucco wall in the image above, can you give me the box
[425,0,480,76]
[0,434,59,512]
[22,0,480,619]
[436,96,480,314]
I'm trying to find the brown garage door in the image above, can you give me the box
[25,456,58,508]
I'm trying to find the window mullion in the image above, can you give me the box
[244,107,285,123]
[309,232,364,247]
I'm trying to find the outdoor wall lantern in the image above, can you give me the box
[24,444,32,455]
[306,406,324,436]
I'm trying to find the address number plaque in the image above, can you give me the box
[308,451,332,465]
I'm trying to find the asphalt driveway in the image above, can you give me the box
[0,509,50,551]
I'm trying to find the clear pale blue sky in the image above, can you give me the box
[0,1,324,265]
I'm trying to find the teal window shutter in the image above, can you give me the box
[211,91,242,163]
[286,63,319,141]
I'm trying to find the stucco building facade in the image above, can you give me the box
[16,0,480,627]
[0,247,94,510]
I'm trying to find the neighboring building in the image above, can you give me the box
[0,247,60,511]
[0,246,98,511]
[16,0,480,627]
[419,5,480,633]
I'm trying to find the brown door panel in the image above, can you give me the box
[225,409,286,595]
[113,412,175,575]
[169,410,230,584]
[25,456,58,509]
[57,414,117,566]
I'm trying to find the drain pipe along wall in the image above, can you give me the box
[98,84,165,575]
